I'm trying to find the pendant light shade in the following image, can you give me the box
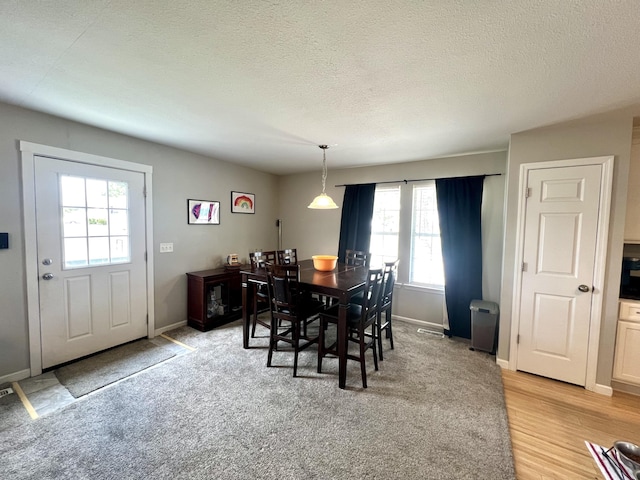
[308,192,339,209]
[308,145,339,209]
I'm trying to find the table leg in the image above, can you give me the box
[241,275,251,349]
[337,300,348,389]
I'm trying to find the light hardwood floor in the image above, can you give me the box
[502,369,640,479]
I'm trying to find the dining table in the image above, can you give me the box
[240,258,369,389]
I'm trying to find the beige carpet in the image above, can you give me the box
[2,319,514,479]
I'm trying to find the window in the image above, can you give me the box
[410,183,444,287]
[369,186,401,267]
[61,175,131,268]
[369,181,444,288]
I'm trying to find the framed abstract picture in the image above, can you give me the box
[231,191,255,214]
[187,199,220,225]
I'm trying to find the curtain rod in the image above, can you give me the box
[334,173,502,187]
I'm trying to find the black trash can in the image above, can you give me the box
[469,300,499,354]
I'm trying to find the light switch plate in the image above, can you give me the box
[159,242,173,253]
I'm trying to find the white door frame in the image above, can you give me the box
[508,155,614,394]
[20,141,155,377]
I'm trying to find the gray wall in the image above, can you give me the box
[500,108,637,386]
[277,151,507,326]
[0,102,278,379]
[3,97,637,390]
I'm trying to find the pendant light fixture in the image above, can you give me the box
[308,145,339,209]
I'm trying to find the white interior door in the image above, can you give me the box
[35,156,148,369]
[516,164,602,386]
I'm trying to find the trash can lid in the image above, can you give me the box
[469,299,499,314]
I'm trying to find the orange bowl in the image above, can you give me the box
[312,255,338,271]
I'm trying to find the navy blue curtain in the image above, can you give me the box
[337,184,376,263]
[436,176,484,339]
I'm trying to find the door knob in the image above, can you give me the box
[578,284,590,292]
[42,273,54,280]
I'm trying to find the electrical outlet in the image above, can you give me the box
[160,243,173,253]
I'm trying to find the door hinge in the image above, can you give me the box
[517,334,520,344]
[146,314,149,325]
[522,262,527,272]
[143,186,147,197]
[144,251,147,261]
[525,187,531,198]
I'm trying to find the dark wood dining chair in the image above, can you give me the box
[248,250,277,337]
[345,249,371,267]
[265,263,324,377]
[377,259,399,360]
[276,248,297,265]
[317,268,383,388]
[344,249,371,307]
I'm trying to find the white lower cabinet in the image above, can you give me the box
[614,301,640,385]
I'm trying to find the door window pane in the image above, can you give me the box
[60,176,86,207]
[60,175,132,268]
[63,208,87,237]
[88,237,110,265]
[86,179,108,208]
[109,209,128,235]
[108,181,128,209]
[64,238,88,267]
[87,208,109,236]
[110,236,130,263]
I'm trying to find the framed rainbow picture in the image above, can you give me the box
[231,191,255,214]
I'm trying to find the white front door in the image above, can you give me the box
[34,156,148,369]
[516,164,602,386]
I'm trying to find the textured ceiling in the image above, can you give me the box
[1,1,640,174]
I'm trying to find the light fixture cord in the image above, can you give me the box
[321,148,327,194]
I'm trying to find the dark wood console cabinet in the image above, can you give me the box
[186,266,245,331]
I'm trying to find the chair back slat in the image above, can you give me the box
[272,276,290,305]
[250,250,277,268]
[266,263,301,318]
[345,249,371,267]
[361,268,384,324]
[381,260,399,305]
[276,248,298,265]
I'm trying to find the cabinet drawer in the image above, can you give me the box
[618,301,640,322]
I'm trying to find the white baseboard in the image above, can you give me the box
[611,379,640,397]
[394,315,444,332]
[496,358,510,369]
[591,383,613,397]
[152,316,439,339]
[0,368,31,383]
[494,362,614,397]
[154,320,188,336]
